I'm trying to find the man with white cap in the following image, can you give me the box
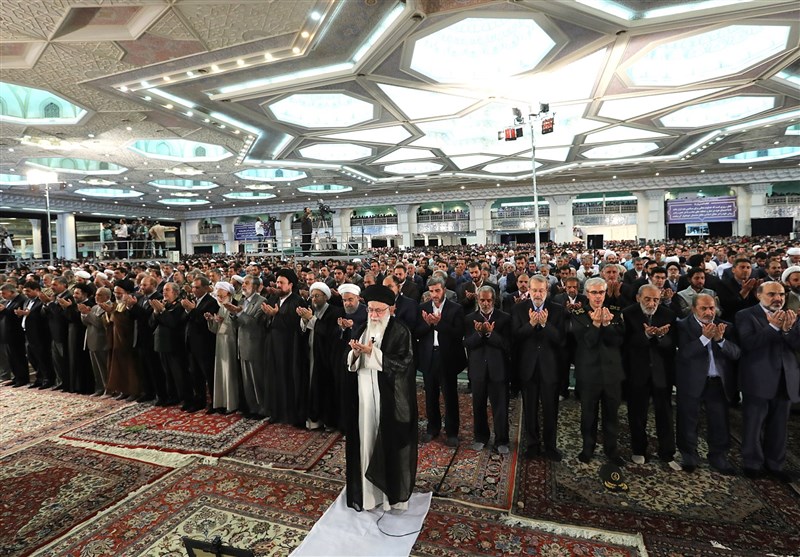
[786,246,800,267]
[298,281,344,430]
[75,270,93,284]
[782,266,800,312]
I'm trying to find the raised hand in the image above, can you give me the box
[77,303,91,315]
[782,309,797,332]
[223,302,241,314]
[701,322,717,340]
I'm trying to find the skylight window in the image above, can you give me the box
[322,126,411,144]
[0,82,87,125]
[236,168,307,182]
[719,146,800,163]
[26,157,127,175]
[299,143,372,161]
[157,198,210,205]
[297,184,353,193]
[384,162,443,174]
[598,89,722,120]
[583,142,659,158]
[128,139,232,162]
[372,148,435,165]
[223,192,276,200]
[483,160,539,173]
[586,126,668,144]
[376,83,478,120]
[268,93,375,128]
[660,96,775,128]
[148,179,218,190]
[73,188,143,198]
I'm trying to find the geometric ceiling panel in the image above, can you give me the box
[25,158,127,174]
[719,146,800,163]
[158,198,210,205]
[235,169,307,182]
[223,192,276,200]
[372,148,435,164]
[0,42,47,69]
[298,143,372,161]
[384,162,443,174]
[128,139,233,162]
[148,179,219,190]
[483,160,540,173]
[585,125,669,144]
[0,82,87,124]
[408,17,556,84]
[598,88,723,120]
[52,6,165,42]
[267,93,376,128]
[536,103,604,149]
[582,141,660,158]
[296,184,353,194]
[321,125,411,144]
[625,24,792,87]
[512,48,607,104]
[448,155,496,169]
[73,187,143,198]
[659,96,776,128]
[376,83,478,120]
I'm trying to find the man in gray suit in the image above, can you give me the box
[224,275,267,419]
[675,294,740,474]
[735,281,800,482]
[78,286,110,396]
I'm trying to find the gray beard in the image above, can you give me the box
[344,305,358,315]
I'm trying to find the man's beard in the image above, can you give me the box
[640,304,656,317]
[344,304,358,315]
[115,294,124,302]
[367,313,390,339]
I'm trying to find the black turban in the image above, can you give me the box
[115,278,135,293]
[363,284,395,306]
[275,267,298,286]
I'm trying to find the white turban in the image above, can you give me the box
[75,271,92,279]
[214,281,235,294]
[338,283,361,296]
[787,247,800,256]
[782,266,800,284]
[231,274,244,284]
[310,281,331,299]
[664,256,680,264]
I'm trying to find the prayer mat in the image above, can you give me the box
[227,423,341,470]
[513,398,800,555]
[61,403,264,457]
[0,388,125,457]
[38,459,644,557]
[0,440,169,557]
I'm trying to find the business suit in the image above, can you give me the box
[43,291,72,390]
[129,291,164,402]
[186,293,219,408]
[416,298,467,439]
[735,304,800,473]
[0,294,28,385]
[622,303,677,461]
[400,280,421,303]
[464,309,511,447]
[572,305,626,461]
[82,303,110,393]
[151,300,191,406]
[64,298,94,393]
[393,293,418,332]
[675,315,740,469]
[232,292,267,416]
[457,281,500,314]
[717,274,758,323]
[512,299,565,455]
[22,297,53,387]
[551,292,589,399]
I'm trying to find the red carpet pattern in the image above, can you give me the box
[37,459,642,557]
[513,398,800,555]
[0,440,169,557]
[0,388,125,457]
[61,403,265,456]
[227,423,341,470]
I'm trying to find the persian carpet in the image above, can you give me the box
[60,403,264,457]
[513,398,800,555]
[227,423,341,470]
[0,388,124,457]
[308,385,521,510]
[37,460,643,557]
[0,440,169,557]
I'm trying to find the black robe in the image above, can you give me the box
[305,303,345,428]
[344,317,418,511]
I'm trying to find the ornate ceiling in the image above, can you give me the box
[1,0,799,220]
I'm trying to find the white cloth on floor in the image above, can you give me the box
[290,487,432,557]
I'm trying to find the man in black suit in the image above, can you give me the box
[300,207,313,255]
[65,283,94,394]
[502,273,529,314]
[18,280,53,388]
[150,283,190,408]
[416,276,467,447]
[572,277,626,466]
[512,275,565,460]
[393,263,421,303]
[717,258,760,322]
[464,286,511,453]
[0,284,29,386]
[180,276,219,412]
[458,261,499,315]
[382,275,417,331]
[41,276,72,391]
[735,282,800,482]
[552,276,588,400]
[129,276,166,404]
[675,294,741,474]
[622,284,678,468]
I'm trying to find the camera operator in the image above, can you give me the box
[301,207,313,255]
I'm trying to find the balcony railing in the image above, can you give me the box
[491,207,551,218]
[351,216,398,225]
[571,203,637,215]
[191,233,225,243]
[766,195,800,205]
[417,212,469,222]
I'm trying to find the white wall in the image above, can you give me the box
[579,224,637,241]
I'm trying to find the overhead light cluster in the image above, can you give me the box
[236,135,256,165]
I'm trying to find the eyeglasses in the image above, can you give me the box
[586,290,606,295]
[367,307,389,315]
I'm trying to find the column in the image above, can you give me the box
[219,217,236,254]
[181,219,201,255]
[335,208,353,249]
[545,195,575,244]
[55,213,76,260]
[29,219,43,258]
[395,204,413,248]
[468,200,489,245]
[279,212,295,251]
[634,189,666,241]
[744,184,770,236]
[734,185,751,236]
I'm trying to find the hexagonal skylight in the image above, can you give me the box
[583,142,659,158]
[625,25,791,87]
[236,168,307,182]
[148,179,218,190]
[585,126,668,144]
[660,96,775,128]
[372,148,435,165]
[787,124,800,136]
[244,184,275,191]
[26,157,127,175]
[384,162,443,174]
[158,198,210,205]
[483,160,540,173]
[448,155,496,170]
[0,82,87,124]
[296,184,353,194]
[267,93,375,128]
[719,146,800,163]
[598,88,722,120]
[223,192,276,200]
[409,17,556,83]
[376,83,478,120]
[322,126,411,144]
[73,188,143,198]
[299,143,372,161]
[128,139,233,162]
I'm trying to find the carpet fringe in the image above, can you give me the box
[53,437,219,468]
[501,514,649,556]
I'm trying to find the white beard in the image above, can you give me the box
[365,314,390,344]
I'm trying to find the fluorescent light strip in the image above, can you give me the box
[208,112,262,136]
[217,63,355,95]
[147,88,196,109]
[501,201,548,207]
[341,166,378,181]
[644,0,755,19]
[574,0,634,20]
[352,3,406,63]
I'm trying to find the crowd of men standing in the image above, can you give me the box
[0,240,798,484]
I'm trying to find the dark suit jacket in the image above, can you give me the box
[393,294,418,332]
[415,299,466,376]
[675,315,740,399]
[22,298,50,348]
[511,299,565,384]
[44,291,72,344]
[572,306,625,386]
[129,291,162,349]
[457,281,500,314]
[551,292,589,309]
[400,281,421,303]
[464,309,510,383]
[0,294,26,346]
[185,293,219,355]
[735,304,800,403]
[621,304,676,389]
[716,275,759,322]
[151,301,187,354]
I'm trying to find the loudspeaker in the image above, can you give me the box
[587,234,603,250]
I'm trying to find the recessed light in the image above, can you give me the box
[163,76,171,82]
[204,118,211,123]
[186,111,193,117]
[700,169,705,173]
[774,141,780,145]
[237,59,245,66]
[311,11,321,20]
[126,126,132,131]
[164,104,173,109]
[612,175,617,179]
[186,71,195,77]
[119,86,129,92]
[292,47,301,54]
[143,96,151,101]
[655,172,660,176]
[140,80,149,87]
[88,133,95,138]
[264,52,273,61]
[301,31,310,38]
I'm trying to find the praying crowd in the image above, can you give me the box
[0,236,798,486]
